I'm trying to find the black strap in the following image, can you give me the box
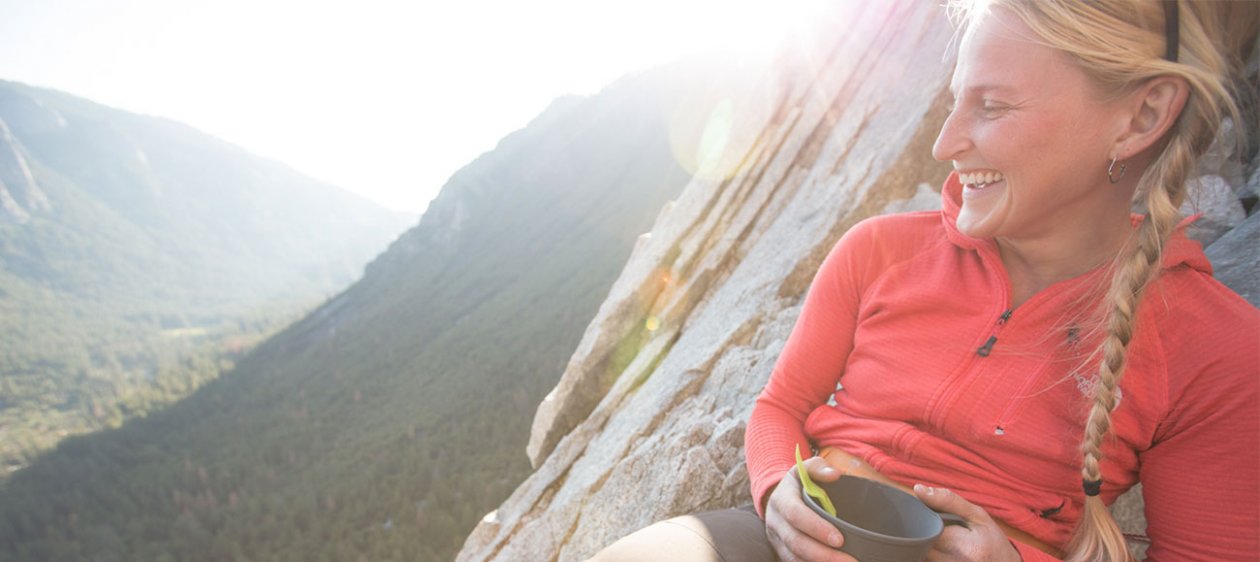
[1083,478,1103,497]
[1163,0,1180,62]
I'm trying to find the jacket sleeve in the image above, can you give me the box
[744,218,881,517]
[1137,301,1260,561]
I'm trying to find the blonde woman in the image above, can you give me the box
[592,1,1258,561]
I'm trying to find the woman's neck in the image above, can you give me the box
[997,212,1133,308]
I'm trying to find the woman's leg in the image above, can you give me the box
[587,506,778,562]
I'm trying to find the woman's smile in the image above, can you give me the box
[957,171,1006,187]
[958,170,1006,199]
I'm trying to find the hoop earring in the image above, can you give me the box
[1107,157,1127,184]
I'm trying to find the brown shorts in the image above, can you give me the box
[587,506,778,562]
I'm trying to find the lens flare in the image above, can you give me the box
[696,99,735,178]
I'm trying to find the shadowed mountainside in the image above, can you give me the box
[0,80,412,471]
[0,56,748,561]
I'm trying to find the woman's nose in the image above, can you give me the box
[932,108,969,162]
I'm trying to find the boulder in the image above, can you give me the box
[1207,210,1260,307]
[1182,174,1246,246]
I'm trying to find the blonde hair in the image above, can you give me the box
[947,1,1255,561]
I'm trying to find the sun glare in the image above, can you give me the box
[650,0,845,183]
[698,0,837,55]
[0,0,846,214]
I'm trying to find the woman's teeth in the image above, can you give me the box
[960,171,1005,188]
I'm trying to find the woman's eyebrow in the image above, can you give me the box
[954,84,1018,98]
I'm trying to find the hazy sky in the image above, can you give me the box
[0,0,824,214]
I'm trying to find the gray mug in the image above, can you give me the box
[800,475,967,562]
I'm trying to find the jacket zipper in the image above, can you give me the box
[926,238,1016,430]
[928,307,1013,428]
[976,309,1012,357]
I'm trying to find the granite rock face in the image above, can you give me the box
[458,2,1259,561]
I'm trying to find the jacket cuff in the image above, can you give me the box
[752,478,778,519]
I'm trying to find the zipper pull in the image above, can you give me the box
[1039,500,1066,519]
[977,336,997,357]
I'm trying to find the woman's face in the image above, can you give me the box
[932,7,1131,242]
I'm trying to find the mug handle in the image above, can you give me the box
[938,512,969,528]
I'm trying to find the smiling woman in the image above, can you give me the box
[588,1,1259,562]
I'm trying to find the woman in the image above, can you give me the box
[592,1,1259,561]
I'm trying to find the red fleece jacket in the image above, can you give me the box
[745,173,1260,561]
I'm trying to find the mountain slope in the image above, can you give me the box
[0,80,412,470]
[0,58,725,561]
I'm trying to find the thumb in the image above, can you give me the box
[802,456,843,483]
[913,484,986,524]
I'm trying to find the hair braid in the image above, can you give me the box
[1065,133,1191,562]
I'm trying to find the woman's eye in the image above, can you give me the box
[980,101,1009,116]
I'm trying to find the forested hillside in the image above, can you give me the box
[0,80,412,472]
[0,57,726,561]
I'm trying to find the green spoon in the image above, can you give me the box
[796,444,837,517]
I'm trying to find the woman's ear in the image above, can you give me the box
[1113,76,1190,159]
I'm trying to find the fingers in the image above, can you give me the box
[767,520,858,562]
[772,470,844,547]
[915,486,1022,562]
[779,462,845,546]
[925,525,1020,562]
[913,484,988,525]
[767,466,855,562]
[766,510,857,562]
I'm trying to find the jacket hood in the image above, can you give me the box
[938,171,1212,275]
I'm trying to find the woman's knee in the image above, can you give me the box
[586,507,775,562]
[587,516,724,561]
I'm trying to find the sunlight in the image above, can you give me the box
[653,0,840,183]
[0,0,844,213]
[695,0,836,55]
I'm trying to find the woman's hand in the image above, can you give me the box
[914,484,1021,562]
[764,456,856,562]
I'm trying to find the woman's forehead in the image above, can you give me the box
[950,8,1073,97]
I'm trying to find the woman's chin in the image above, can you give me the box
[955,210,998,239]
[956,189,1008,239]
